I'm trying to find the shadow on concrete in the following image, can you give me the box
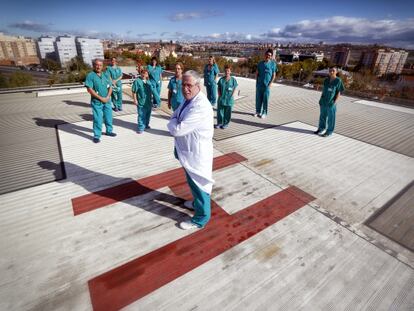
[38,160,189,222]
[62,100,90,108]
[33,117,93,141]
[229,117,315,135]
[231,110,255,117]
[80,113,171,136]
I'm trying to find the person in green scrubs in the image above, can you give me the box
[105,57,123,111]
[167,62,184,111]
[147,57,163,108]
[203,56,220,106]
[216,65,238,129]
[85,58,117,143]
[314,67,345,137]
[132,67,160,134]
[255,49,277,119]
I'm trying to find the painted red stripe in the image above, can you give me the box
[88,186,314,311]
[72,152,247,216]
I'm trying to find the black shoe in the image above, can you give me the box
[118,108,122,111]
[322,132,332,137]
[105,132,117,137]
[145,125,151,129]
[314,130,322,134]
[214,124,220,129]
[113,108,119,112]
[93,138,100,143]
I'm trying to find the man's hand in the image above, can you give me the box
[101,96,110,103]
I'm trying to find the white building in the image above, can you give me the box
[55,36,77,67]
[37,36,56,60]
[75,38,104,66]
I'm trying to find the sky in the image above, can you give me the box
[1,0,413,48]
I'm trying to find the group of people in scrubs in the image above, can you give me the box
[85,49,344,229]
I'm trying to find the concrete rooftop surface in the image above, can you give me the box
[0,78,413,311]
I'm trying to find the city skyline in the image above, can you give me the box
[0,0,413,49]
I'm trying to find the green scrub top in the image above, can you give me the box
[167,76,184,110]
[204,63,219,86]
[132,78,155,107]
[147,64,163,85]
[218,76,238,106]
[257,60,277,87]
[105,65,123,87]
[85,71,112,104]
[319,77,345,106]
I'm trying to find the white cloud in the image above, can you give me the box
[169,10,222,22]
[9,20,51,32]
[263,16,414,48]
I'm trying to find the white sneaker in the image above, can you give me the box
[179,221,199,230]
[253,113,258,117]
[184,200,194,210]
[260,114,266,119]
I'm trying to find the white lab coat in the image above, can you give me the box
[167,91,214,194]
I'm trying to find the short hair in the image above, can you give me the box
[140,68,148,75]
[329,66,338,71]
[224,64,232,70]
[176,62,184,70]
[183,70,201,85]
[265,49,273,56]
[151,56,158,62]
[92,58,103,66]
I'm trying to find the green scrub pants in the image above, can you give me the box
[217,104,232,126]
[152,82,162,107]
[112,85,123,110]
[137,105,151,131]
[318,103,336,134]
[92,102,113,139]
[185,170,211,228]
[256,85,270,115]
[206,82,217,105]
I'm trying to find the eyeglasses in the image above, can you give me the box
[182,83,196,89]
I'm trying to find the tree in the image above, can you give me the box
[8,72,33,87]
[48,72,59,86]
[68,56,91,72]
[163,54,177,70]
[41,58,61,71]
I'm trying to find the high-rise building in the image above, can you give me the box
[75,38,104,66]
[55,36,77,67]
[362,49,408,76]
[37,36,56,60]
[330,47,351,67]
[0,33,39,65]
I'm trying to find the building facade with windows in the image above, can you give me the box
[0,33,39,65]
[55,36,77,67]
[75,38,104,66]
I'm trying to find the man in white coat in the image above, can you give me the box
[167,70,214,230]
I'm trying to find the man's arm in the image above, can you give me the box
[87,88,109,103]
[334,92,341,103]
[269,72,275,87]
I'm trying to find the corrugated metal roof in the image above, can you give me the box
[0,90,138,194]
[0,113,413,310]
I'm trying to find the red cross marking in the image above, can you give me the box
[70,152,315,311]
